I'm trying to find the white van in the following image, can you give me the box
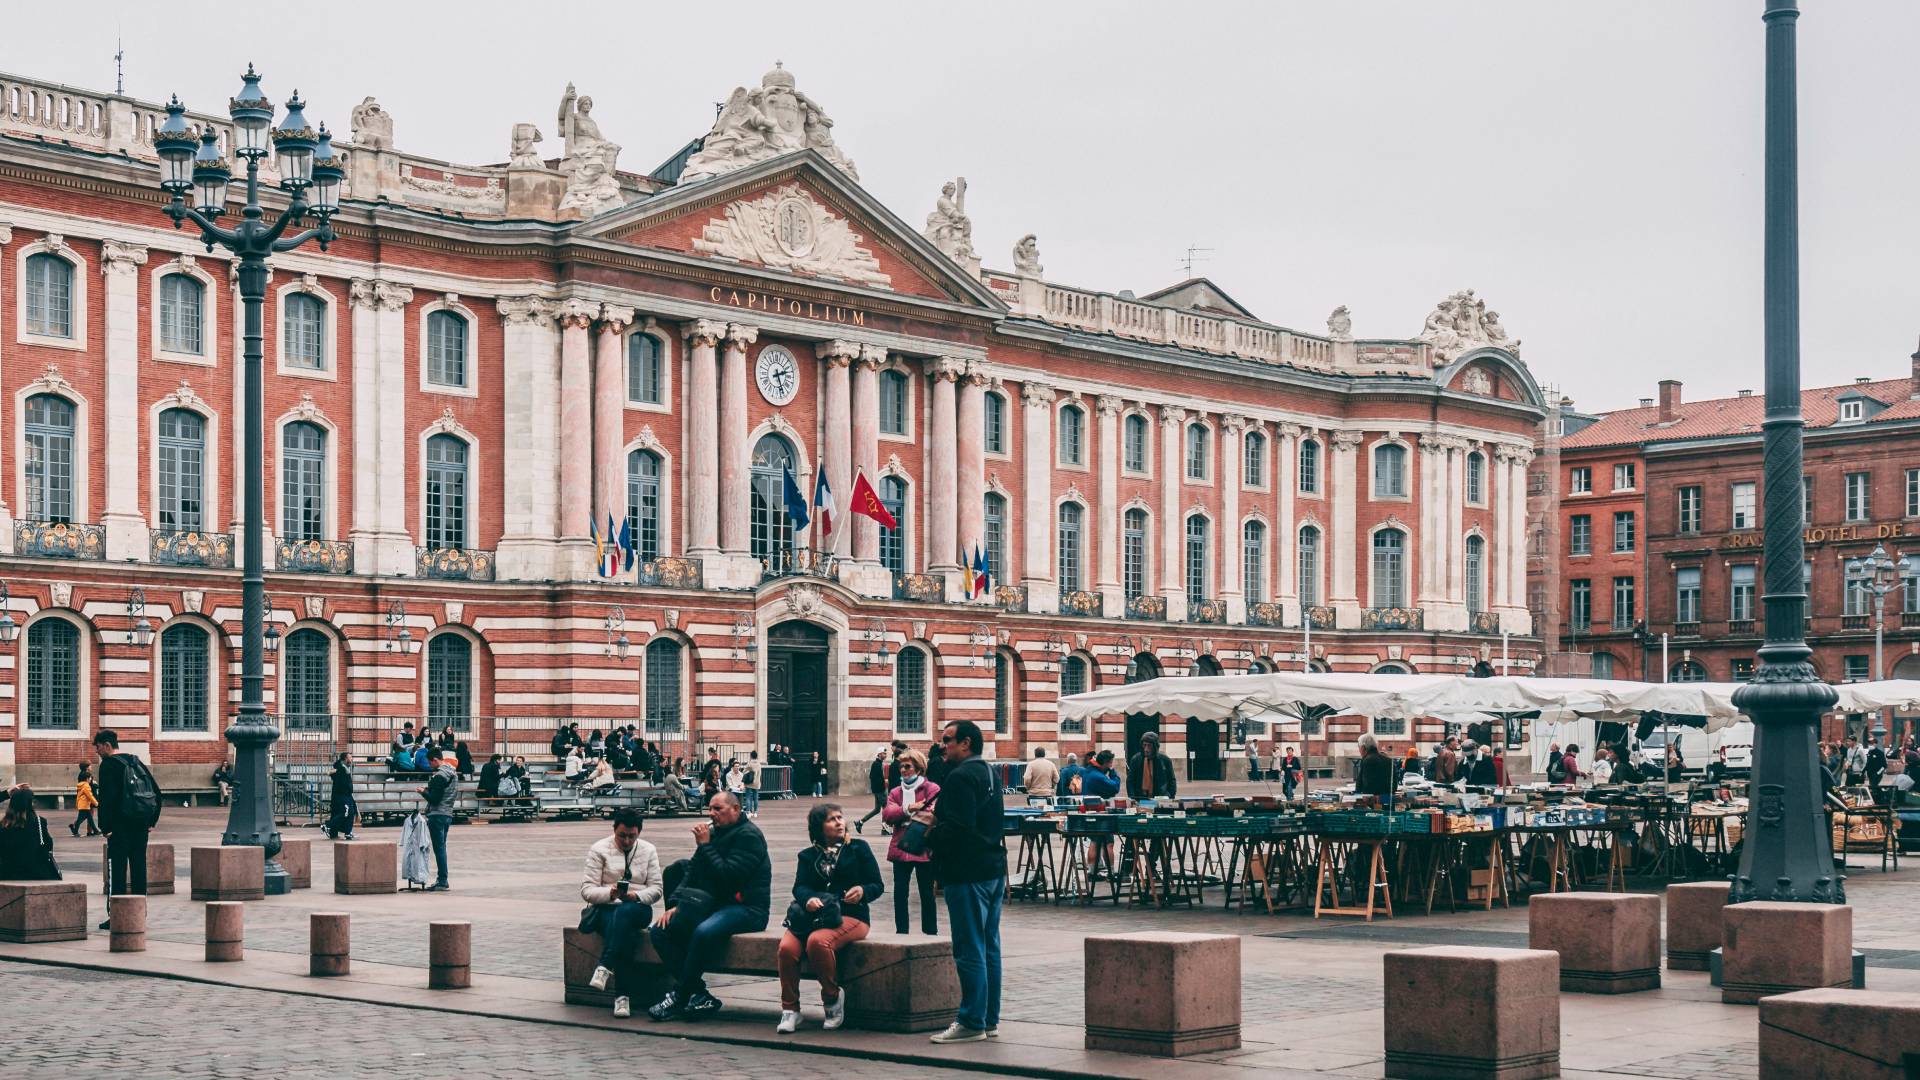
[1640,722,1754,777]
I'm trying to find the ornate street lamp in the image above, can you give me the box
[127,589,154,649]
[384,599,417,654]
[262,593,280,656]
[1730,1,1841,906]
[605,607,631,660]
[0,582,17,646]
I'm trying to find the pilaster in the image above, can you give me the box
[816,340,857,561]
[1329,430,1363,624]
[556,299,596,580]
[593,305,636,531]
[1275,423,1301,623]
[1221,414,1246,623]
[371,280,414,575]
[1020,381,1057,612]
[495,296,561,581]
[928,358,963,588]
[849,344,884,575]
[1095,394,1124,612]
[685,319,725,560]
[1159,406,1188,623]
[956,362,989,594]
[101,240,148,561]
[708,322,762,590]
[0,224,12,550]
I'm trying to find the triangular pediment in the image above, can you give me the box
[583,151,1003,312]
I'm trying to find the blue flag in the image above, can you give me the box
[782,464,811,531]
[618,515,636,571]
[973,543,990,597]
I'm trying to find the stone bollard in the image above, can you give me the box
[1084,932,1241,1056]
[0,881,88,943]
[205,901,245,962]
[190,845,265,902]
[1528,892,1661,993]
[1665,881,1730,971]
[279,838,312,890]
[429,921,472,989]
[101,842,176,896]
[1723,901,1853,1005]
[108,894,146,953]
[310,912,351,977]
[333,840,398,895]
[1384,946,1560,1080]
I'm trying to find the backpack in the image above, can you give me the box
[1546,754,1567,785]
[119,755,162,829]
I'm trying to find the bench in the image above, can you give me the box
[562,926,958,1032]
[0,880,88,942]
[1758,988,1920,1079]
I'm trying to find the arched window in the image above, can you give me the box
[283,628,331,729]
[993,650,1016,733]
[1243,520,1267,604]
[895,646,928,734]
[1123,414,1149,472]
[1243,430,1266,487]
[1299,439,1321,494]
[1298,524,1322,606]
[159,273,204,354]
[283,293,326,370]
[984,492,1006,583]
[1372,528,1407,607]
[1193,655,1223,677]
[1186,423,1209,480]
[1126,652,1161,683]
[749,433,797,569]
[644,638,684,734]
[1465,534,1486,615]
[157,408,205,532]
[424,434,469,549]
[24,252,74,338]
[879,475,908,575]
[427,634,472,731]
[1059,654,1089,734]
[24,394,75,524]
[1058,404,1085,465]
[627,449,662,563]
[628,333,664,404]
[1123,507,1148,599]
[159,623,210,732]
[25,618,81,730]
[1185,515,1210,605]
[880,370,909,436]
[1056,502,1084,591]
[1466,451,1486,505]
[1373,443,1407,498]
[1670,660,1707,683]
[984,392,1007,454]
[282,421,327,542]
[426,310,467,387]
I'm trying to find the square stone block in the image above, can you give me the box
[1084,932,1241,1057]
[1384,946,1560,1080]
[1528,892,1661,993]
[98,842,176,896]
[190,845,265,902]
[278,838,311,890]
[1723,902,1853,1006]
[0,881,88,943]
[1665,881,1729,971]
[1758,988,1920,1079]
[333,840,397,895]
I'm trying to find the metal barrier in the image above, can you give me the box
[758,764,794,799]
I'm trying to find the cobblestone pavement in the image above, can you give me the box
[1601,1042,1759,1078]
[0,960,986,1079]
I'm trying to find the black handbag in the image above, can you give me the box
[784,897,842,937]
[899,819,931,857]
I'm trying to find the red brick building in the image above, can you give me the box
[0,65,1546,790]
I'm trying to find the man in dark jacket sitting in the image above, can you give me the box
[647,790,771,1021]
[1126,731,1178,800]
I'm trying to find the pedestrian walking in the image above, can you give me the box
[418,747,457,890]
[324,752,358,840]
[743,752,762,817]
[70,764,99,837]
[925,720,1006,1044]
[93,730,163,929]
[855,747,889,834]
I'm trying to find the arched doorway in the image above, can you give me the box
[767,620,831,786]
[1124,652,1161,765]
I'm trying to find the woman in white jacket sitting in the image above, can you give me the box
[582,808,664,1019]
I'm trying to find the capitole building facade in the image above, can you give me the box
[0,64,1546,789]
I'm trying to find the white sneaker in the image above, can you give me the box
[987,1026,999,1038]
[613,995,631,1019]
[823,995,846,1030]
[776,1009,801,1034]
[589,965,614,991]
[929,1022,987,1044]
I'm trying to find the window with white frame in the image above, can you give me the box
[1243,520,1266,604]
[1569,514,1591,555]
[426,310,468,388]
[24,252,73,338]
[159,273,205,355]
[1464,534,1485,614]
[627,449,662,563]
[879,475,907,575]
[1840,399,1864,423]
[1243,431,1266,487]
[984,392,1007,454]
[1570,466,1592,495]
[23,394,76,524]
[1185,423,1208,480]
[1676,567,1702,624]
[984,493,1006,584]
[1613,511,1636,553]
[1731,481,1757,531]
[1299,439,1321,494]
[1677,486,1701,534]
[1371,529,1407,608]
[894,646,927,734]
[424,434,468,550]
[1056,502,1084,592]
[1844,559,1873,617]
[1185,515,1209,605]
[628,333,664,404]
[1844,655,1870,682]
[1123,508,1147,600]
[1730,564,1756,622]
[1122,414,1147,472]
[1466,452,1485,504]
[1614,462,1636,491]
[1845,471,1871,522]
[1297,525,1321,606]
[880,370,909,436]
[282,421,326,542]
[1373,443,1407,498]
[1612,576,1635,629]
[156,408,205,532]
[1057,403,1084,465]
[1909,469,1920,518]
[1671,660,1707,683]
[1803,475,1813,524]
[282,293,326,370]
[1569,579,1591,630]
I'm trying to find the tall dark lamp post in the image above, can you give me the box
[153,67,343,896]
[1729,1,1841,905]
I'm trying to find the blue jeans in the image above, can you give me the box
[426,813,452,886]
[743,789,759,813]
[943,877,1004,1030]
[648,904,768,995]
[595,900,655,993]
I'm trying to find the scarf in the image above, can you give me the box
[900,775,924,796]
[816,841,843,880]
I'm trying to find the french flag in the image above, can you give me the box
[813,464,836,539]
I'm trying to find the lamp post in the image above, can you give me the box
[1865,544,1900,739]
[152,67,342,896]
[1729,1,1842,906]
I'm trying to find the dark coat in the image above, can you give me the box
[96,752,161,835]
[1126,751,1178,799]
[329,761,355,808]
[791,839,885,927]
[1355,752,1395,803]
[929,754,1008,885]
[1466,754,1498,787]
[0,817,59,880]
[686,816,773,913]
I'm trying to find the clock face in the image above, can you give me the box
[755,345,800,406]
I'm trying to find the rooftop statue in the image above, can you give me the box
[680,63,859,183]
[1418,288,1521,363]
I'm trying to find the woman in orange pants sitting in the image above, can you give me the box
[774,802,885,1034]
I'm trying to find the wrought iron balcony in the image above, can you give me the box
[1840,614,1870,631]
[416,546,496,581]
[1362,606,1425,631]
[1125,594,1167,621]
[893,572,946,603]
[638,556,703,589]
[760,549,838,584]
[995,585,1029,613]
[1727,619,1757,635]
[1247,602,1286,627]
[14,520,104,560]
[1674,620,1702,636]
[1306,605,1336,630]
[1188,599,1227,625]
[1059,589,1103,617]
[151,529,234,568]
[1904,611,1920,630]
[276,539,354,575]
[1468,610,1501,636]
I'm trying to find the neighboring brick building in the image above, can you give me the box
[0,64,1547,790]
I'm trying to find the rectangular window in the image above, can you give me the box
[1569,514,1592,556]
[1677,487,1701,535]
[1676,567,1702,624]
[426,311,467,387]
[1123,416,1147,472]
[1057,657,1087,734]
[1614,462,1636,491]
[1613,511,1635,553]
[1731,481,1757,531]
[880,372,907,436]
[159,275,203,355]
[984,393,1006,455]
[159,629,208,733]
[1844,560,1872,617]
[25,254,73,338]
[1056,504,1082,592]
[984,496,1006,585]
[1908,469,1919,518]
[1570,466,1592,495]
[1845,655,1871,682]
[1841,400,1864,423]
[1612,576,1635,630]
[1058,407,1084,465]
[1373,445,1406,497]
[1243,434,1265,488]
[1185,518,1209,605]
[894,650,927,735]
[1186,426,1208,480]
[1731,658,1754,681]
[1905,556,1920,614]
[1730,564,1756,622]
[1297,528,1320,607]
[1569,579,1591,631]
[1802,475,1813,525]
[1846,471,1871,522]
[1243,525,1265,605]
[1298,440,1320,494]
[1123,511,1147,600]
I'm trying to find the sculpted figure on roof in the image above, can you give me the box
[1419,288,1522,363]
[924,178,976,264]
[681,63,860,183]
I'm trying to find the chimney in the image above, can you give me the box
[1638,397,1654,408]
[1658,379,1682,422]
[1738,389,1753,397]
[1911,335,1920,397]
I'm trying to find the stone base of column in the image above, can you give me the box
[495,538,558,583]
[1424,601,1468,633]
[350,531,415,577]
[553,539,598,581]
[0,504,15,554]
[933,566,966,601]
[1098,584,1124,617]
[1274,596,1299,628]
[1496,606,1533,636]
[1223,593,1246,625]
[840,560,893,600]
[1025,579,1060,615]
[1162,591,1188,624]
[700,552,764,591]
[1333,601,1362,628]
[103,513,147,562]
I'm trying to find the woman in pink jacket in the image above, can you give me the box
[880,749,940,934]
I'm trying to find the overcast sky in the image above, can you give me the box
[15,0,1918,414]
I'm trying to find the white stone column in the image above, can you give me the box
[0,224,13,551]
[851,345,884,567]
[1416,434,1444,609]
[593,305,636,533]
[928,359,962,585]
[1275,423,1300,622]
[815,340,857,558]
[684,320,724,559]
[495,296,561,581]
[718,323,756,556]
[1095,394,1123,613]
[556,300,596,578]
[1220,415,1246,622]
[100,240,148,561]
[371,281,412,573]
[1447,439,1467,618]
[1020,381,1056,612]
[956,364,988,587]
[1330,430,1363,622]
[1159,406,1188,622]
[1503,446,1534,631]
[348,279,381,567]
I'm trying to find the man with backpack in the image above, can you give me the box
[93,730,163,929]
[418,747,458,890]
